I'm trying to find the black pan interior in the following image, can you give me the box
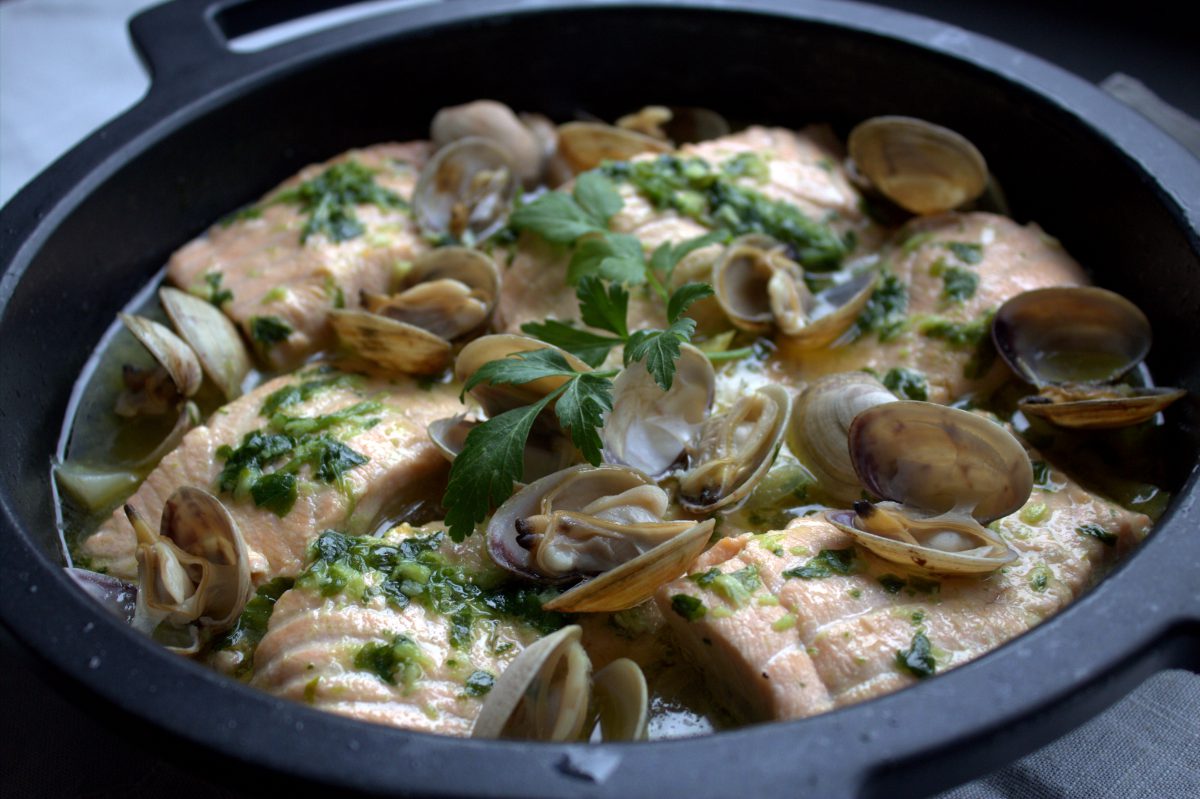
[1,3,1197,796]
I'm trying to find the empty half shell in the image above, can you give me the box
[119,313,203,401]
[330,308,452,376]
[365,247,501,341]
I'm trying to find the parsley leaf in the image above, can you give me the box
[667,281,715,323]
[567,232,646,285]
[647,230,727,284]
[577,277,630,338]
[442,391,559,542]
[896,631,937,678]
[519,319,622,367]
[572,172,624,225]
[510,192,603,244]
[463,349,577,395]
[554,372,615,464]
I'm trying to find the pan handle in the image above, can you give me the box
[127,0,442,88]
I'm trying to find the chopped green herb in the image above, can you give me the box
[882,367,929,401]
[250,315,293,345]
[772,614,797,632]
[218,205,263,228]
[271,160,407,244]
[878,574,907,594]
[464,669,495,697]
[853,271,908,341]
[210,576,295,680]
[917,313,990,347]
[602,155,846,269]
[896,631,936,679]
[907,576,941,595]
[910,610,926,626]
[783,548,858,579]
[354,634,432,688]
[1077,523,1118,546]
[249,472,297,516]
[1032,461,1052,486]
[671,594,707,621]
[710,566,761,608]
[945,241,984,265]
[1020,502,1049,525]
[202,272,233,306]
[941,265,980,303]
[721,152,770,182]
[1029,564,1052,592]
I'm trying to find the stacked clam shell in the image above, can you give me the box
[712,234,877,347]
[125,486,254,653]
[991,286,1185,429]
[330,247,502,376]
[56,288,253,511]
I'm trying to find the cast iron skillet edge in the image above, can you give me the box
[1,1,1198,797]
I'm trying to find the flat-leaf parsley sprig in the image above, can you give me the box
[442,349,615,541]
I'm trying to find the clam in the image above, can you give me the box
[473,625,592,741]
[335,248,503,377]
[365,248,501,340]
[602,344,715,478]
[455,334,591,418]
[787,372,897,505]
[992,286,1185,429]
[847,116,988,215]
[126,486,253,652]
[677,384,791,514]
[329,308,452,376]
[591,658,650,741]
[472,626,649,742]
[116,313,203,415]
[487,465,714,612]
[556,122,671,174]
[431,100,545,186]
[412,137,518,243]
[159,287,251,401]
[825,401,1030,576]
[65,568,138,624]
[712,235,877,346]
[616,105,731,144]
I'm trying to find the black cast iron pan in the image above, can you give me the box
[1,1,1198,796]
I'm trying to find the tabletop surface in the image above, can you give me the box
[1,1,1198,797]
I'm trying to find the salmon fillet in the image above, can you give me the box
[770,212,1087,403]
[493,126,867,335]
[655,462,1149,723]
[81,368,459,581]
[168,142,431,371]
[250,525,542,735]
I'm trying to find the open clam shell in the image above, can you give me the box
[849,401,1032,524]
[365,247,501,341]
[1018,386,1186,429]
[827,503,1016,576]
[848,116,988,215]
[119,312,203,400]
[993,286,1183,428]
[329,308,452,376]
[128,486,253,649]
[678,384,792,514]
[616,105,731,145]
[413,136,518,243]
[830,401,1031,576]
[472,625,592,741]
[455,334,590,418]
[431,100,545,186]
[542,519,714,613]
[992,286,1151,388]
[591,658,649,741]
[556,122,671,174]
[787,372,897,505]
[602,344,716,478]
[159,287,251,401]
